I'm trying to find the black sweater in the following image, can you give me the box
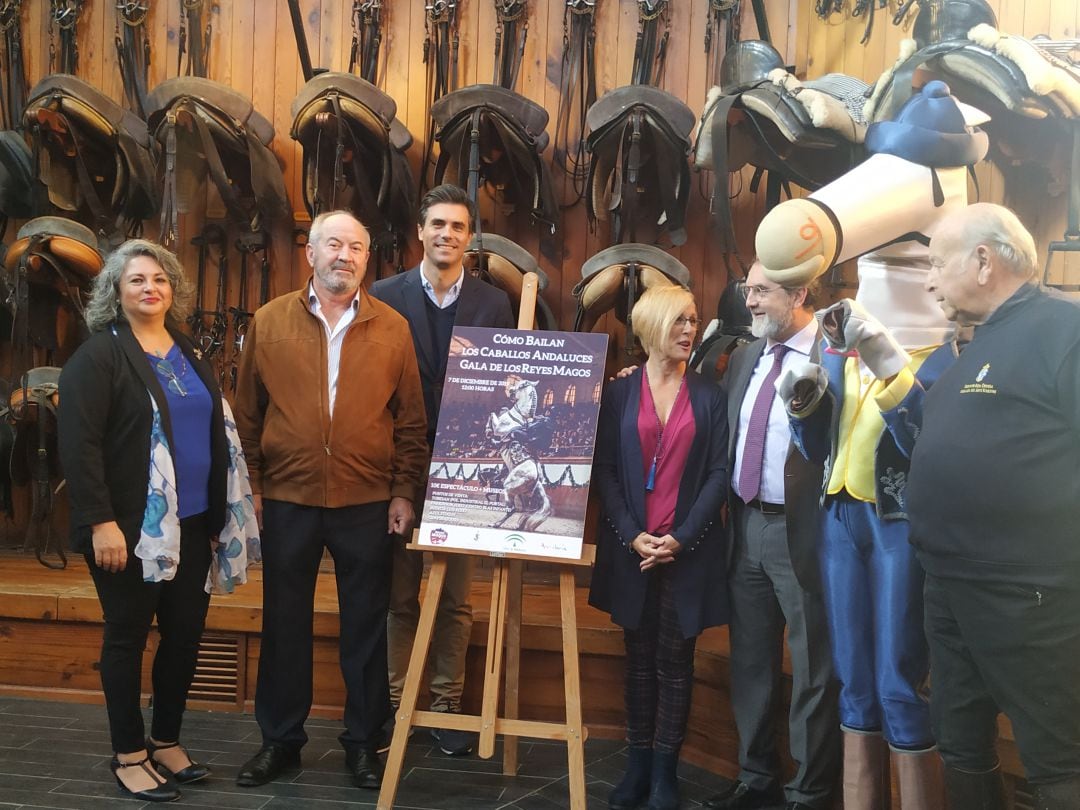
[907,284,1080,586]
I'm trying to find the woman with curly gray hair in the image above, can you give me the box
[58,239,257,802]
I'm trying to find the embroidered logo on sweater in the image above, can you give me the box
[961,363,997,395]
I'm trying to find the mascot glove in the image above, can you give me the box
[816,299,911,380]
[775,359,829,416]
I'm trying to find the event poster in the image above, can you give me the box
[417,326,608,560]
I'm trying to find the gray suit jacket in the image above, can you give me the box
[725,335,825,593]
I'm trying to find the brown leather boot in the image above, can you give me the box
[892,746,946,809]
[842,727,890,810]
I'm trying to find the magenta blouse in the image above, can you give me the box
[637,371,696,536]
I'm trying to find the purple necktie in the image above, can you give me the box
[738,344,789,503]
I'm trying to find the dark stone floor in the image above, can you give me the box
[0,697,735,809]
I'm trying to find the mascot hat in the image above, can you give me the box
[865,80,989,167]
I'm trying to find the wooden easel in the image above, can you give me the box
[376,273,596,810]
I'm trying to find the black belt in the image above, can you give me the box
[745,498,785,515]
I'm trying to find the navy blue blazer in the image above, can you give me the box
[588,368,730,638]
[369,266,515,380]
[370,266,515,442]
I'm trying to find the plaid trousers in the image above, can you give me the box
[622,566,698,753]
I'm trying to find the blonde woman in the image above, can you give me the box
[590,286,730,810]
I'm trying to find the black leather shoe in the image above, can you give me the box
[786,803,817,810]
[346,749,383,790]
[146,739,211,784]
[110,757,181,802]
[703,781,784,809]
[236,745,301,787]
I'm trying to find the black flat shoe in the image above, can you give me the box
[110,756,181,802]
[236,744,301,787]
[346,749,383,790]
[146,739,211,784]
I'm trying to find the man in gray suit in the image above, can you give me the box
[704,261,839,810]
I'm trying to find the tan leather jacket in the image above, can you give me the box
[234,285,428,507]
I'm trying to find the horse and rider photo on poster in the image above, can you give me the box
[418,326,608,560]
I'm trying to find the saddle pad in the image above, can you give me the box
[27,74,152,150]
[147,77,276,145]
[291,72,397,130]
[585,84,696,141]
[432,84,548,139]
[5,216,103,279]
[464,233,550,306]
[579,243,691,288]
[0,131,36,219]
[465,233,546,287]
[10,366,61,422]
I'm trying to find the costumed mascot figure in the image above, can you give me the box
[752,80,988,809]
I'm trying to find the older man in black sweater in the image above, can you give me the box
[908,203,1080,810]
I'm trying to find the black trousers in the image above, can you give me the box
[924,571,1080,784]
[86,512,212,754]
[255,499,394,755]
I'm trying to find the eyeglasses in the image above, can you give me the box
[674,315,701,329]
[736,282,791,301]
[155,357,188,397]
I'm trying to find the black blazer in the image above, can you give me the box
[370,266,515,440]
[725,335,825,593]
[588,368,730,639]
[58,321,229,554]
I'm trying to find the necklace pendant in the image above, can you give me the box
[645,457,657,492]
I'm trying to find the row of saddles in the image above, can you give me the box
[2,7,1076,256]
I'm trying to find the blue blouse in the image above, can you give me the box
[147,344,213,518]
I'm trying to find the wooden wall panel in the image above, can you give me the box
[3,0,1075,354]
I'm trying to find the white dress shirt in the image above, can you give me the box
[420,262,465,308]
[308,283,360,416]
[731,319,818,503]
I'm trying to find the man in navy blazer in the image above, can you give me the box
[370,184,514,756]
[704,261,839,810]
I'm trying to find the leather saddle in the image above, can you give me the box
[463,232,557,330]
[868,31,1080,124]
[22,74,158,244]
[0,130,37,226]
[585,85,696,247]
[572,243,691,353]
[291,72,416,261]
[431,84,558,233]
[3,215,102,353]
[8,366,65,568]
[689,279,753,384]
[145,77,290,243]
[694,40,865,254]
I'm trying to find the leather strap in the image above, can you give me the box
[115,1,151,117]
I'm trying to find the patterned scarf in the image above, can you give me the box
[134,393,261,594]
